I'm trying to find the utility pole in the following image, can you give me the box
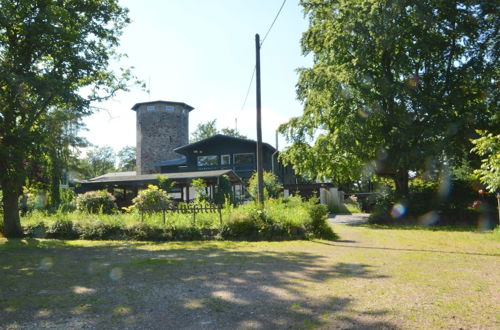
[255,34,264,204]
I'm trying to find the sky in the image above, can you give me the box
[82,0,312,154]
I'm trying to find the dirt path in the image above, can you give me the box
[328,213,370,225]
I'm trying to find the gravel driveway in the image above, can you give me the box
[328,213,370,225]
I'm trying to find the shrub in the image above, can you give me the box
[132,185,173,213]
[369,177,498,227]
[221,212,259,240]
[306,203,338,240]
[74,221,122,240]
[24,222,47,238]
[248,171,283,199]
[191,178,209,203]
[125,222,163,241]
[76,191,117,214]
[46,219,77,239]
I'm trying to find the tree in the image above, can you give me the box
[191,119,247,142]
[0,0,130,237]
[79,146,116,179]
[248,171,283,200]
[117,146,136,171]
[190,120,218,142]
[221,128,247,139]
[471,130,500,220]
[279,0,498,197]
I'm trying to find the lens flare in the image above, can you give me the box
[39,257,54,271]
[110,267,123,281]
[358,109,369,118]
[390,203,406,219]
[418,211,439,226]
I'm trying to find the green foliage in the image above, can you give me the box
[190,119,247,142]
[191,178,209,203]
[190,119,218,142]
[157,175,175,193]
[306,203,337,240]
[76,191,117,214]
[79,146,116,179]
[117,146,136,171]
[248,171,283,200]
[279,0,498,195]
[220,127,247,139]
[132,185,173,213]
[214,175,234,205]
[471,131,500,193]
[20,196,338,241]
[369,177,498,227]
[0,0,132,237]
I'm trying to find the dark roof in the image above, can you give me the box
[174,134,276,153]
[81,169,242,185]
[131,100,194,111]
[150,157,187,167]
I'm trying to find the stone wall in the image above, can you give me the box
[136,102,190,174]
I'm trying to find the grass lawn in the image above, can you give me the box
[0,224,499,329]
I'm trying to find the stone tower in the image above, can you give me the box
[132,100,194,174]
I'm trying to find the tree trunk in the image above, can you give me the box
[2,185,23,238]
[49,149,62,210]
[394,168,409,197]
[497,193,500,226]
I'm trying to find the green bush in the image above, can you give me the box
[46,219,77,239]
[76,191,117,214]
[132,185,173,213]
[306,203,338,240]
[369,177,498,227]
[20,196,338,241]
[125,222,163,241]
[75,221,122,240]
[248,171,283,199]
[23,222,46,238]
[221,212,259,240]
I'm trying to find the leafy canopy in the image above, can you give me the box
[279,0,498,195]
[0,0,132,237]
[471,131,500,193]
[190,119,247,142]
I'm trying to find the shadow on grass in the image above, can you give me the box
[318,240,499,257]
[0,239,399,329]
[349,223,499,233]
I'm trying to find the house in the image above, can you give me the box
[77,100,295,203]
[152,134,295,184]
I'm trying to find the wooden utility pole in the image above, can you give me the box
[255,34,264,204]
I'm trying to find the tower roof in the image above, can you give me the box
[131,100,194,111]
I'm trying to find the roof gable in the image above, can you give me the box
[174,134,276,153]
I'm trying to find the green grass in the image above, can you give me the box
[0,225,498,329]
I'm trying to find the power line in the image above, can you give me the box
[240,66,255,111]
[260,0,287,47]
[238,0,288,113]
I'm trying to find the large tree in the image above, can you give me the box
[79,146,116,179]
[0,0,130,237]
[117,145,136,171]
[191,119,247,142]
[279,0,498,196]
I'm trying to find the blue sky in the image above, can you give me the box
[83,0,311,153]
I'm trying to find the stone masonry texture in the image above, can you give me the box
[135,102,190,174]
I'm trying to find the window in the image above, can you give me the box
[221,154,230,165]
[146,105,155,111]
[165,105,174,112]
[197,155,218,167]
[234,153,254,164]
